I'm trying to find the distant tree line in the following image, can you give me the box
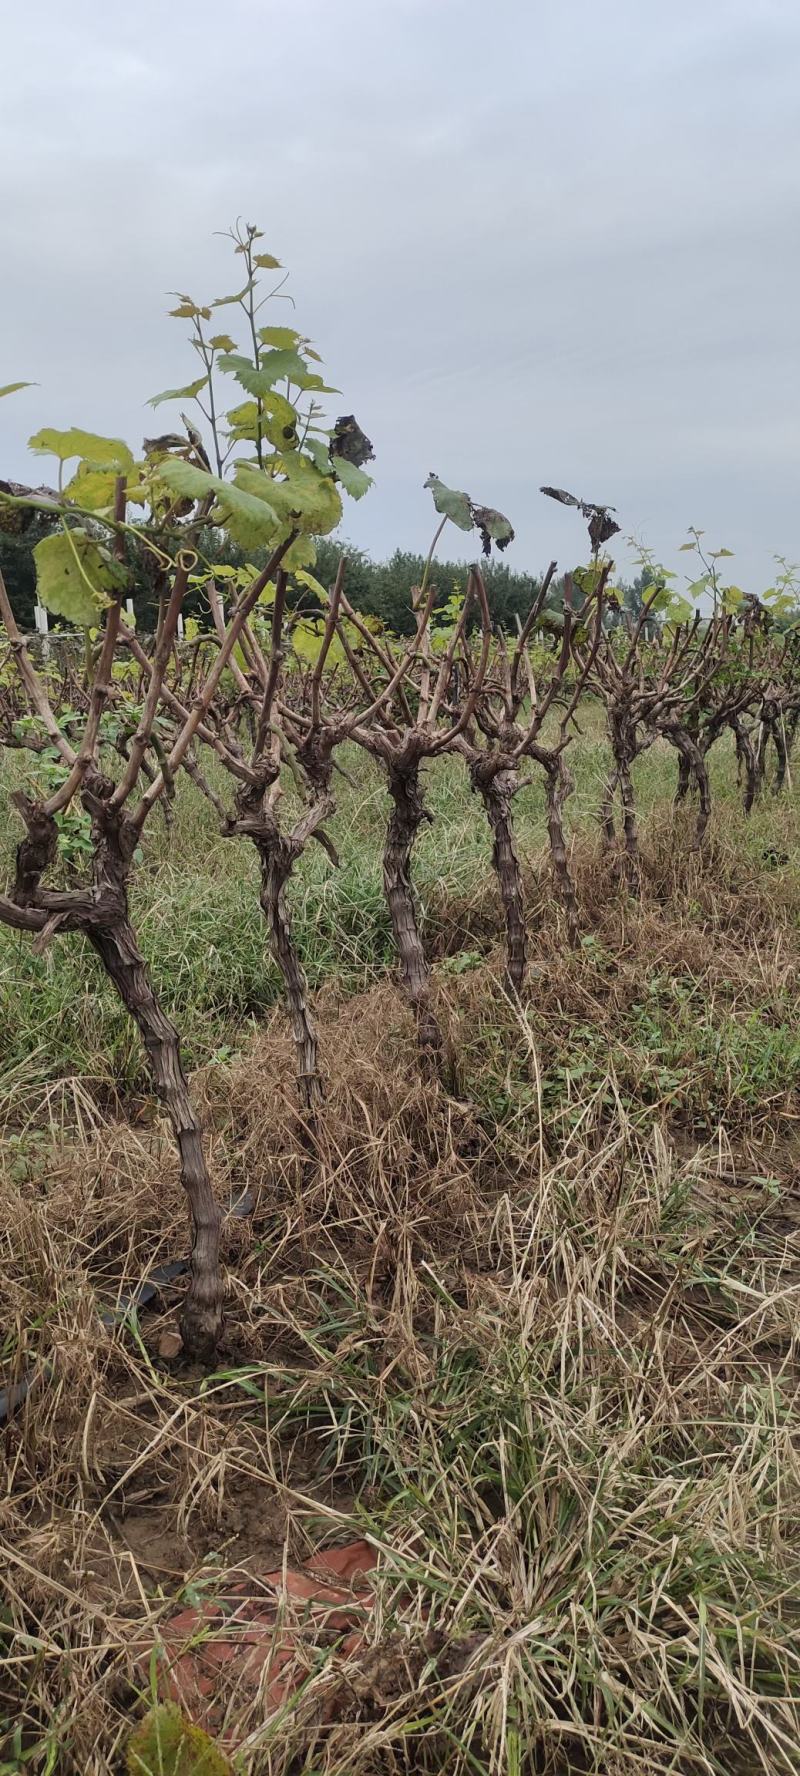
[1,517,660,638]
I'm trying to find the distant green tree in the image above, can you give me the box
[0,516,562,639]
[0,526,40,628]
[314,540,555,635]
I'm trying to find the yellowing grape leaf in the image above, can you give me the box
[34,529,126,626]
[148,376,209,409]
[126,1701,231,1775]
[63,466,118,511]
[277,452,342,534]
[29,429,134,471]
[294,569,328,600]
[168,298,212,320]
[257,326,300,349]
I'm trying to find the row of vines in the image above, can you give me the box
[2,226,799,1360]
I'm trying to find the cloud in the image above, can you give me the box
[2,0,799,589]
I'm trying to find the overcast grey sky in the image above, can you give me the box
[2,0,799,586]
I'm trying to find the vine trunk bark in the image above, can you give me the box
[543,756,580,945]
[88,917,223,1360]
[731,715,757,814]
[664,728,710,849]
[255,836,324,1125]
[473,764,527,992]
[383,758,444,1077]
[86,792,223,1360]
[616,755,641,894]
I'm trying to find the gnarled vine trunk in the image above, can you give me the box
[8,787,224,1361]
[603,713,645,895]
[616,755,640,894]
[731,714,757,814]
[88,917,223,1359]
[471,762,527,992]
[229,772,328,1125]
[383,758,444,1076]
[600,767,619,852]
[755,701,788,797]
[773,718,789,794]
[543,755,580,945]
[255,835,323,1124]
[674,753,692,802]
[86,794,223,1360]
[664,727,710,850]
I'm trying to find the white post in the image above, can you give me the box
[176,613,185,641]
[125,598,135,621]
[34,603,50,659]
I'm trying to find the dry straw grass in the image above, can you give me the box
[2,827,800,1773]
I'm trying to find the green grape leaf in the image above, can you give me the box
[257,348,310,387]
[573,563,606,597]
[158,458,280,548]
[148,376,209,409]
[663,594,694,624]
[301,437,333,474]
[236,459,339,536]
[0,382,34,399]
[331,455,373,500]
[424,472,473,532]
[29,428,134,470]
[217,349,308,395]
[34,529,126,626]
[208,333,237,352]
[253,252,282,270]
[211,282,255,308]
[155,459,223,500]
[257,326,300,349]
